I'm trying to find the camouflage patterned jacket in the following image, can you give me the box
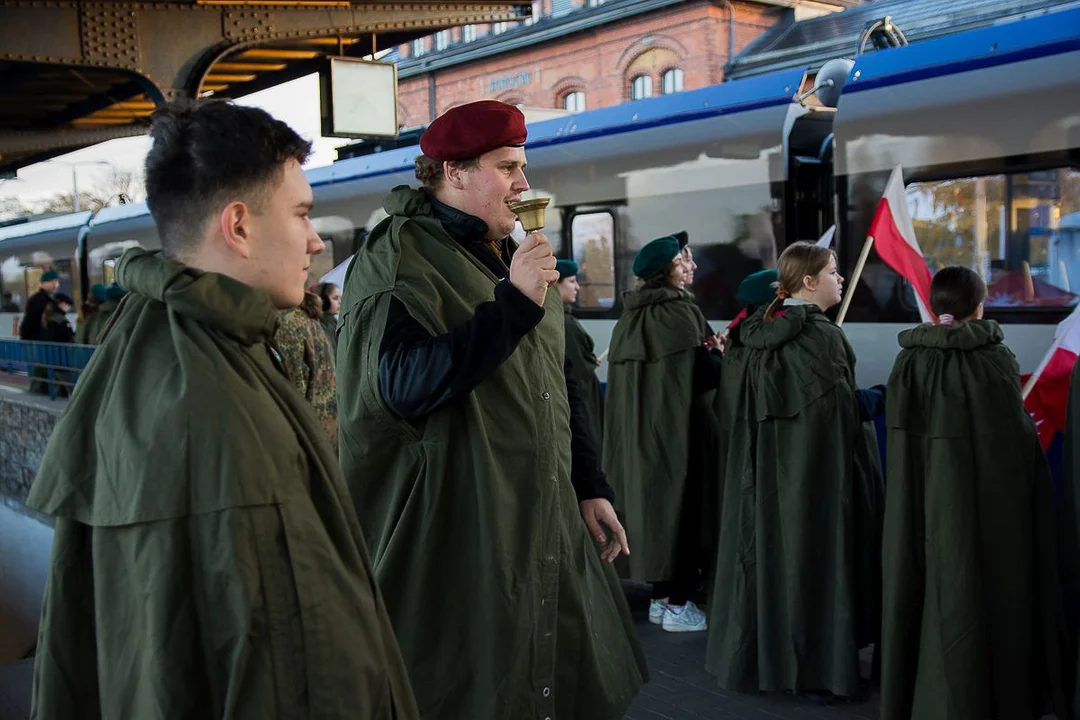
[274,307,338,455]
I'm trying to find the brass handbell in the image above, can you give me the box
[508,198,551,233]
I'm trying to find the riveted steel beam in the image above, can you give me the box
[0,0,528,167]
[0,0,530,100]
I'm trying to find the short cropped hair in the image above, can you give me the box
[930,266,987,320]
[414,154,479,191]
[144,99,312,258]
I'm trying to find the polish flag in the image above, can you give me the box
[868,166,936,323]
[1023,303,1080,450]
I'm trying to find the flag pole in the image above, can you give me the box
[596,347,609,364]
[836,235,875,328]
[1022,339,1059,401]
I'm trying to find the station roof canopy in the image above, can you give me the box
[0,0,531,175]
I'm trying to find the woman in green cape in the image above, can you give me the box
[881,266,1071,720]
[603,234,723,633]
[706,241,884,698]
[556,258,604,447]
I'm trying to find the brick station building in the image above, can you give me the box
[389,0,858,128]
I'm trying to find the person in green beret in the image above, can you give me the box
[737,268,778,315]
[603,234,723,633]
[707,241,884,699]
[882,266,1071,720]
[75,283,106,343]
[556,258,604,448]
[19,268,60,341]
[75,283,123,345]
[25,100,418,720]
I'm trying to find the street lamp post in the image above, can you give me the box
[42,160,111,212]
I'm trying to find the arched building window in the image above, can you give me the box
[630,74,652,100]
[662,68,684,94]
[562,91,586,112]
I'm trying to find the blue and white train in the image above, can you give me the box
[2,3,1079,384]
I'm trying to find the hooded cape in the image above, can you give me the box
[602,286,710,581]
[75,298,119,345]
[705,304,884,697]
[337,186,646,719]
[882,320,1071,720]
[26,248,418,720]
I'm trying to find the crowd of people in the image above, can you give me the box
[17,97,1080,720]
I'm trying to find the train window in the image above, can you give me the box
[92,240,143,288]
[569,212,616,310]
[907,168,1080,309]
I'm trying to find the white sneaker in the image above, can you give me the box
[661,601,707,633]
[648,599,668,625]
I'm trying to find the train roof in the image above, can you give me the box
[727,0,1077,80]
[840,2,1080,95]
[0,211,92,244]
[305,65,808,190]
[3,3,1079,239]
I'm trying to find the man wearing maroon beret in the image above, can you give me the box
[337,99,647,717]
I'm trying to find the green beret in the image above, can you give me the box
[674,231,689,250]
[89,284,108,303]
[633,236,681,280]
[737,269,779,307]
[40,269,60,282]
[106,283,127,301]
[556,259,579,280]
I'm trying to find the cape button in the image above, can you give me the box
[541,391,551,400]
[542,687,551,698]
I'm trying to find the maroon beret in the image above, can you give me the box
[419,100,527,162]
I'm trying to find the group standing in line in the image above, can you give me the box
[19,96,1080,720]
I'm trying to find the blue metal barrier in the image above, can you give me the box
[0,339,95,400]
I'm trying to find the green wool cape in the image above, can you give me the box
[882,320,1071,720]
[336,187,647,719]
[564,304,604,447]
[602,286,709,582]
[26,248,418,720]
[74,298,119,345]
[705,304,884,697]
[1062,359,1080,716]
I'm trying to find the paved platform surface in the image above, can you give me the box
[0,660,30,720]
[0,623,880,720]
[625,620,878,720]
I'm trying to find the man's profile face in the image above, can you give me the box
[246,159,325,309]
[455,147,529,241]
[558,276,579,305]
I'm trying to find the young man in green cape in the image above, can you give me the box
[556,258,604,448]
[337,100,647,718]
[26,100,418,720]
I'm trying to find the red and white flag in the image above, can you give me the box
[1024,304,1080,450]
[868,165,936,323]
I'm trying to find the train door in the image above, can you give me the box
[783,104,837,247]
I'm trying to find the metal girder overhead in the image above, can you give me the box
[0,0,530,174]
